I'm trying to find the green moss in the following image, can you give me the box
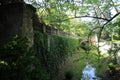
[34,31,79,79]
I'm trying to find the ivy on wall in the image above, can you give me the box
[34,31,79,79]
[0,31,78,80]
[0,35,49,80]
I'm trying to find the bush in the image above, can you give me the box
[0,35,50,80]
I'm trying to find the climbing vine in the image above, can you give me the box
[34,31,79,79]
[0,35,50,80]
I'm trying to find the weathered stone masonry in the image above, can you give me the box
[0,2,75,46]
[0,2,35,46]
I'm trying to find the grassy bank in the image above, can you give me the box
[56,47,111,80]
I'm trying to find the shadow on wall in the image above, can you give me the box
[0,2,35,44]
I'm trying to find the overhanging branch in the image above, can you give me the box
[75,15,110,21]
[56,15,110,22]
[98,12,120,41]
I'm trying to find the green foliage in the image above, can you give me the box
[65,19,90,36]
[0,35,50,80]
[27,0,120,36]
[108,62,115,70]
[112,16,120,40]
[34,31,79,78]
[0,35,28,63]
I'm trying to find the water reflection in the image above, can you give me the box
[81,64,101,80]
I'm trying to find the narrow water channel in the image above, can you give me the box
[81,64,101,80]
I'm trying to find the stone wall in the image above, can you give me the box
[0,3,35,46]
[22,3,36,46]
[0,2,76,45]
[0,3,23,42]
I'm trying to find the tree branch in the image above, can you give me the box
[75,15,110,21]
[55,15,110,23]
[98,12,120,41]
[111,0,119,13]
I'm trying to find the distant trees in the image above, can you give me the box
[24,0,120,38]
